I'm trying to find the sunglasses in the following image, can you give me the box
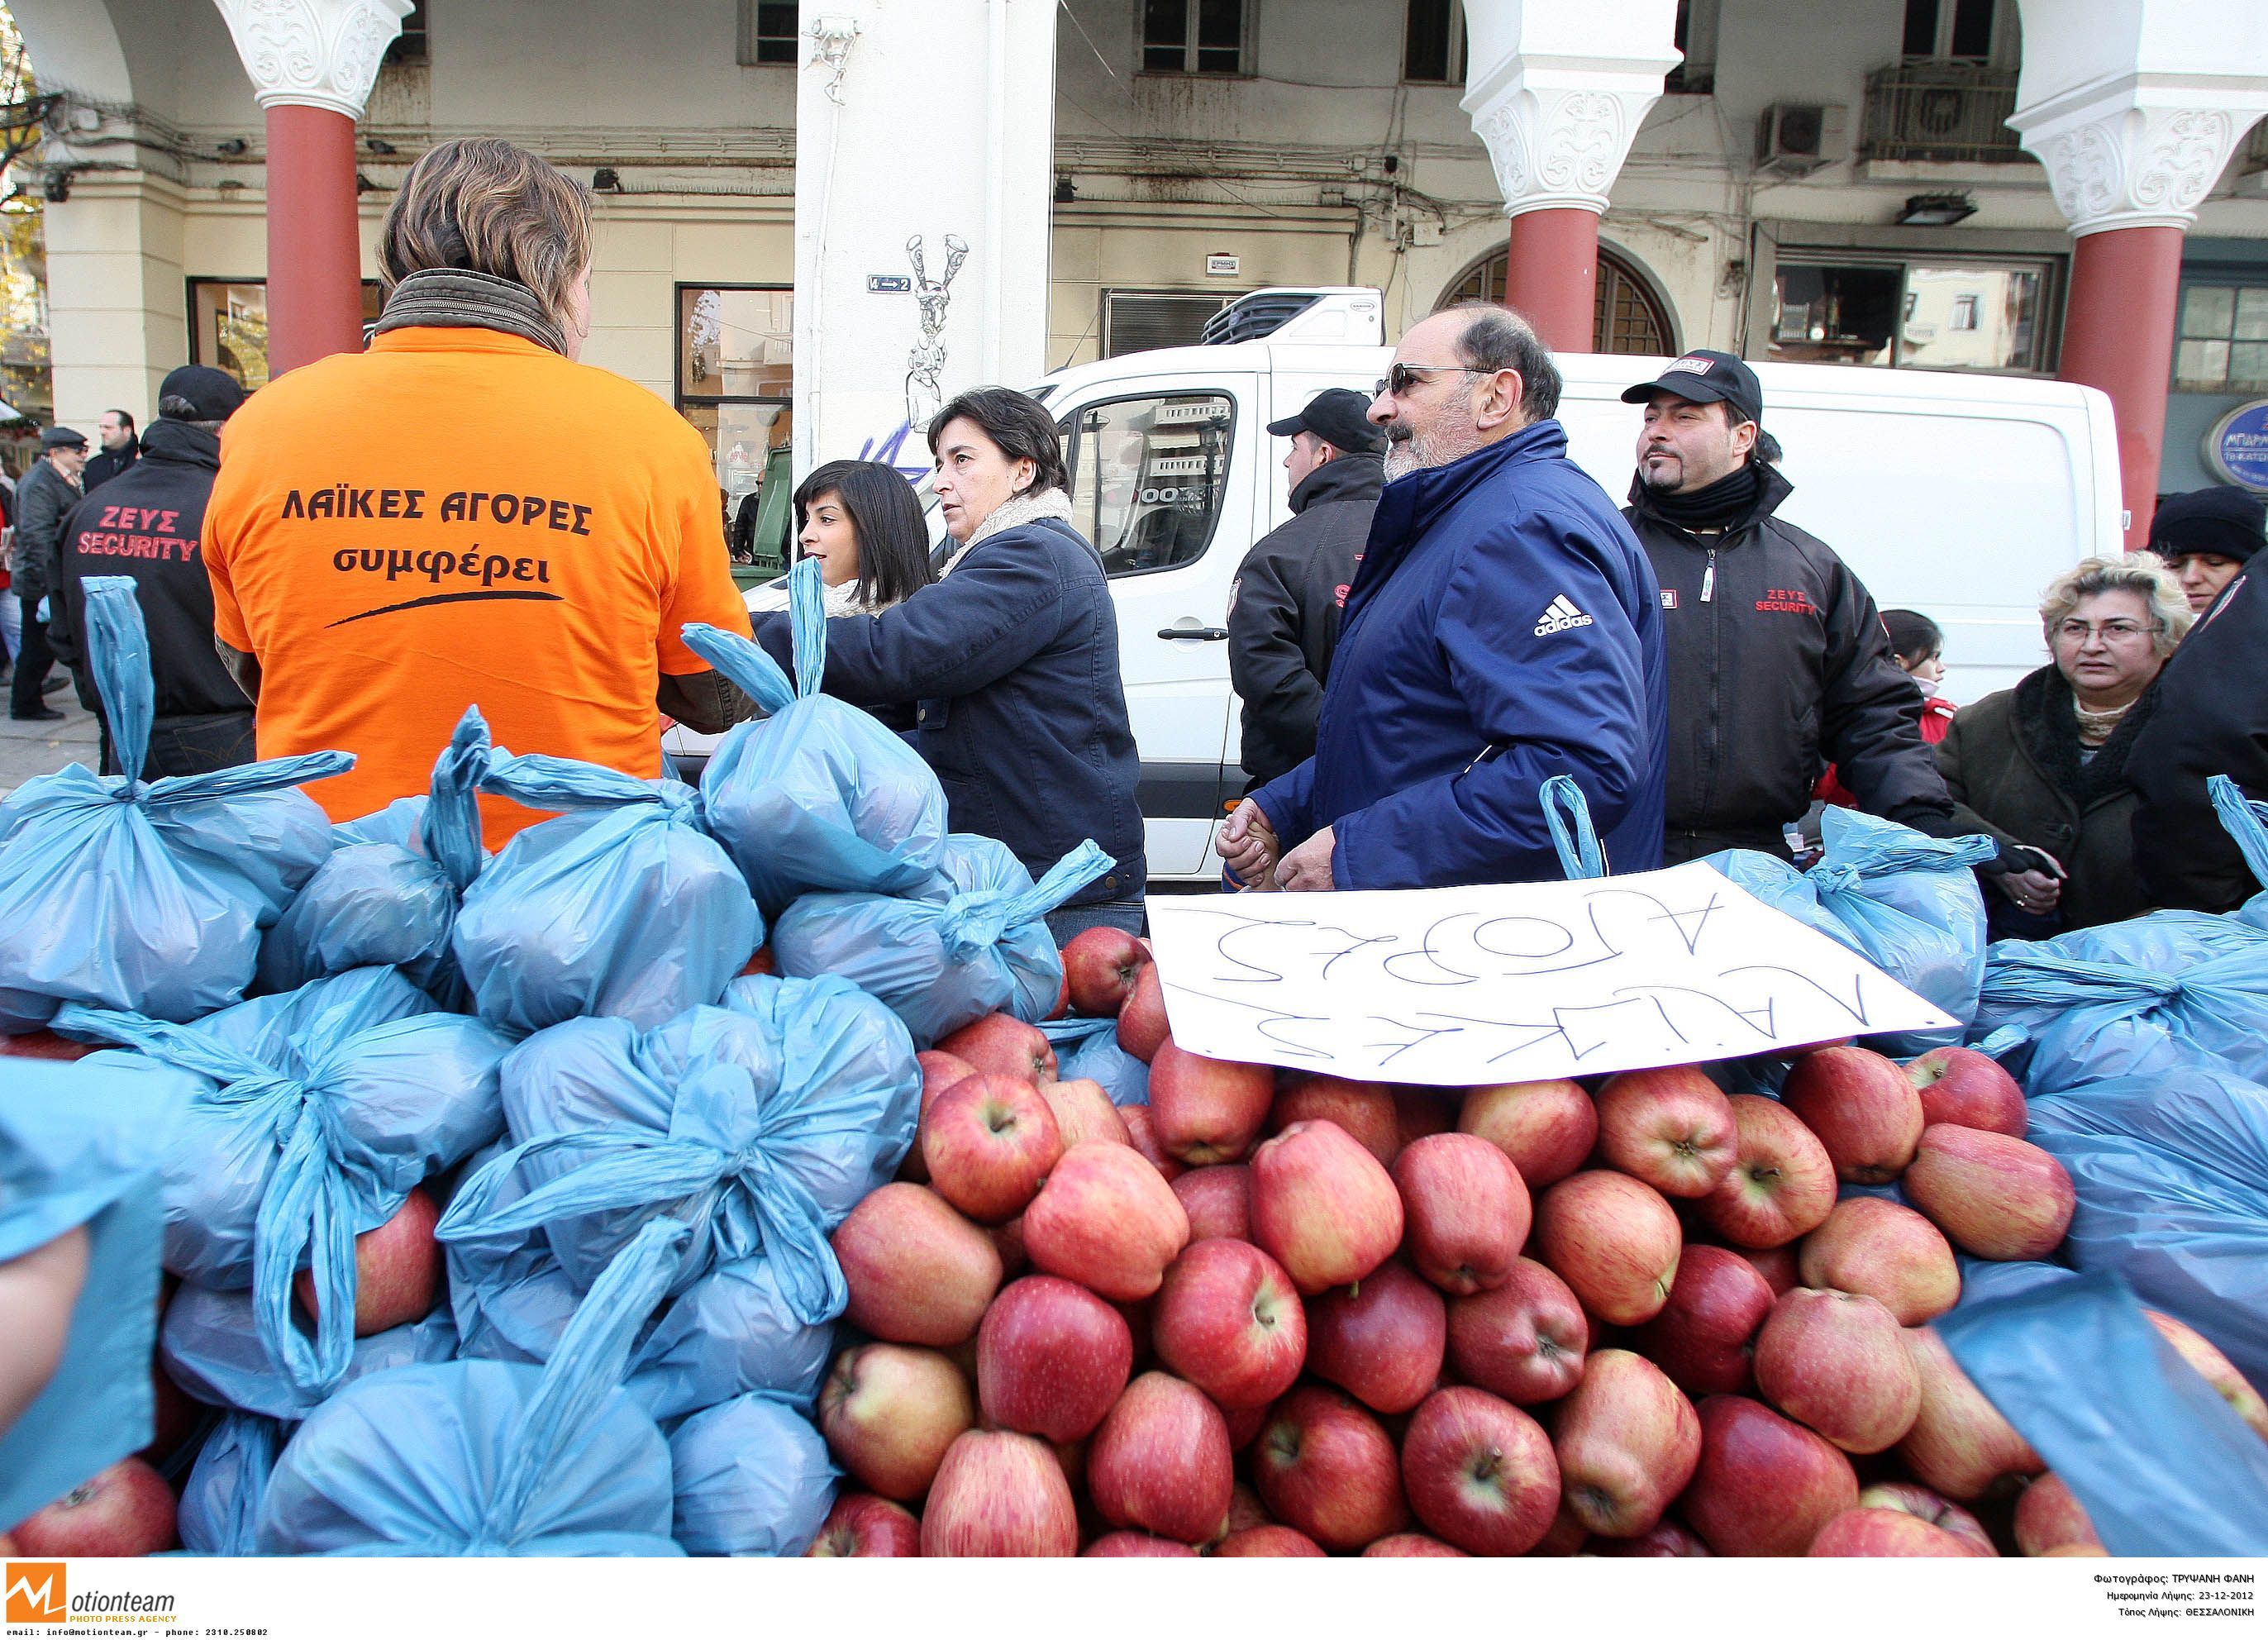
[1374,363,1484,398]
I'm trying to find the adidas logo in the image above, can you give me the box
[1534,594,1594,636]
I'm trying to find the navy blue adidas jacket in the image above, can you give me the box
[1252,420,1668,889]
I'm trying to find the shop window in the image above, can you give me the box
[2174,283,2268,395]
[1436,245,1675,355]
[1769,255,2051,373]
[678,285,793,570]
[1142,0,1246,75]
[736,1,798,66]
[1062,393,1234,578]
[187,279,383,393]
[1403,0,1465,85]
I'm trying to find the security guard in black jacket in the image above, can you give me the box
[1620,351,1960,865]
[1228,388,1386,789]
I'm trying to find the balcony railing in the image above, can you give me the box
[1860,62,2024,164]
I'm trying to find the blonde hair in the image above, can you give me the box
[2040,552,2194,656]
[378,139,591,342]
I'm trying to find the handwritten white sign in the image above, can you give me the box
[1145,862,1956,1085]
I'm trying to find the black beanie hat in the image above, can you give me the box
[2150,487,2266,563]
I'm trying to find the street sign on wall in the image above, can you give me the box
[2204,398,2268,492]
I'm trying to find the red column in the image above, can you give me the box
[1501,207,1599,355]
[264,102,367,377]
[2058,224,2185,550]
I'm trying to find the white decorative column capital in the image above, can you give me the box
[1459,1,1682,220]
[213,0,414,118]
[2012,82,2268,235]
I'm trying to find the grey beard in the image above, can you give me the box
[1385,422,1484,481]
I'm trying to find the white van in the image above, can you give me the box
[670,287,2122,884]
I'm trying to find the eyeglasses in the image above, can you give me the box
[2051,618,2158,644]
[1374,364,1484,398]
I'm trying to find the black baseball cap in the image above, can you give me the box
[1622,350,1764,427]
[1268,387,1387,455]
[159,365,246,422]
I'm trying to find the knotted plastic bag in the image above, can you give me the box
[772,834,1114,1046]
[0,577,349,1030]
[255,1217,690,1556]
[669,1392,836,1557]
[681,557,949,916]
[1045,1015,1151,1107]
[52,965,510,1400]
[160,1284,460,1421]
[451,751,759,1034]
[256,707,491,1003]
[179,1412,285,1557]
[1975,942,2268,1099]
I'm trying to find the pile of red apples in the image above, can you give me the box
[808,927,2268,1559]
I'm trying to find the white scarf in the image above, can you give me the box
[937,487,1074,577]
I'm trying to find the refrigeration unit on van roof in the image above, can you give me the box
[1200,288,1386,347]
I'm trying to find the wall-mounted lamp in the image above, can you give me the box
[1896,193,1976,226]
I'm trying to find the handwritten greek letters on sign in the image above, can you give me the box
[1142,862,1953,1086]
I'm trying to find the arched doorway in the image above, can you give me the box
[1437,241,1676,355]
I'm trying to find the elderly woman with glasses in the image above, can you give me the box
[1936,553,2194,936]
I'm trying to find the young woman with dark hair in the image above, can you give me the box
[752,386,1147,939]
[792,459,936,613]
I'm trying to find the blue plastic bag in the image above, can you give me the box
[0,577,350,1031]
[2023,1067,2268,1388]
[160,1285,460,1421]
[178,1412,286,1557]
[0,1058,188,1531]
[1937,1271,2268,1555]
[681,559,949,916]
[450,749,760,1034]
[1044,1015,1151,1106]
[1976,942,2268,1098]
[669,1392,836,1557]
[257,708,490,1002]
[255,1217,689,1556]
[52,965,511,1400]
[773,835,1115,1046]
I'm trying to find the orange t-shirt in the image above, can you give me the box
[203,327,752,846]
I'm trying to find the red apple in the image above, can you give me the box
[1223,1480,1269,1533]
[1392,1132,1531,1295]
[1591,1521,1711,1556]
[977,1275,1134,1443]
[1895,1325,2044,1499]
[1457,1079,1595,1189]
[833,1183,1003,1347]
[1219,1397,1270,1452]
[1782,1046,1926,1184]
[1446,1256,1589,1404]
[1249,1119,1403,1295]
[1254,1385,1410,1552]
[293,1185,442,1337]
[901,1049,976,1184]
[1117,964,1171,1063]
[143,1360,201,1463]
[1041,1076,1131,1151]
[1270,1075,1400,1167]
[806,1493,922,1557]
[10,1457,177,1557]
[1904,1123,2075,1260]
[1120,1107,1184,1183]
[1400,1385,1560,1556]
[1307,1259,1447,1415]
[1394,1088,1454,1150]
[1533,1170,1681,1326]
[0,1030,96,1061]
[820,1342,976,1499]
[1699,1094,1838,1248]
[1753,1288,1921,1453]
[1214,1524,1327,1556]
[1858,1481,1998,1557]
[922,1073,1064,1225]
[920,1430,1078,1557]
[1798,1197,1960,1325]
[1064,925,1154,1017]
[1633,1243,1774,1398]
[1532,1499,1590,1556]
[1022,1141,1190,1302]
[1553,1348,1702,1538]
[1171,1165,1251,1242]
[1151,1238,1306,1409]
[1736,1242,1800,1296]
[1149,1043,1274,1165]
[2146,1310,2268,1439]
[1360,1532,1468,1557]
[937,1012,1057,1085]
[2014,1472,2104,1556]
[1594,1065,1737,1198]
[1083,1530,1194,1556]
[1087,1371,1234,1545]
[1682,1394,1859,1557]
[1904,1046,2027,1137]
[1809,1506,1986,1557]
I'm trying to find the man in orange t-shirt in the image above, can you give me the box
[202,141,753,847]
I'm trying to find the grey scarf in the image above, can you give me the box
[374,267,570,355]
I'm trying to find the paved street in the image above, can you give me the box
[0,692,99,797]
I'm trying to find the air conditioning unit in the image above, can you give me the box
[1756,103,1849,179]
[1200,287,1385,347]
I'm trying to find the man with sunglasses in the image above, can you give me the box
[1217,303,1666,892]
